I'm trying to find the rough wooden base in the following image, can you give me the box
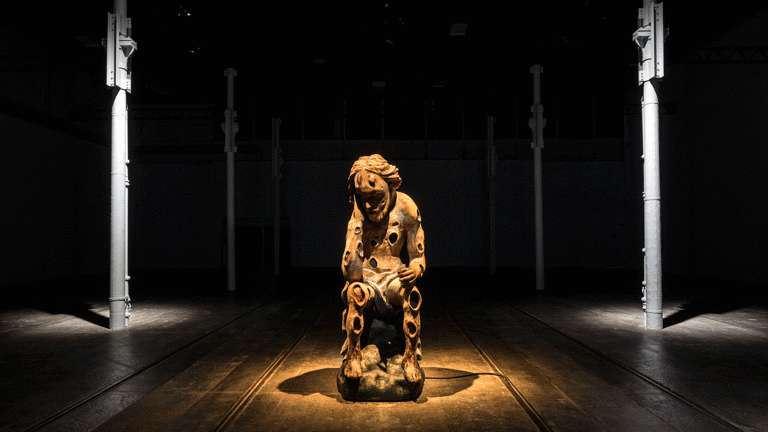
[337,344,425,401]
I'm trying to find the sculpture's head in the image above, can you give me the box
[349,154,401,223]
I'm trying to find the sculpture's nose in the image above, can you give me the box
[359,174,377,193]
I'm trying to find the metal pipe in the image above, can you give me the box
[530,65,545,291]
[487,116,496,274]
[224,68,237,292]
[108,0,130,329]
[124,101,130,327]
[533,149,544,291]
[642,79,663,329]
[272,118,282,276]
[634,0,665,329]
[109,86,128,329]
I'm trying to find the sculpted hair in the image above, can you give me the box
[348,154,402,201]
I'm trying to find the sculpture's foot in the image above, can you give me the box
[343,357,363,380]
[402,355,424,397]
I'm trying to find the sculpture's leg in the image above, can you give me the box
[342,282,372,380]
[401,286,423,389]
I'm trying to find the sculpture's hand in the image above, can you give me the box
[398,265,421,288]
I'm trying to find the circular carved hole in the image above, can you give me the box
[406,321,417,338]
[354,226,361,235]
[409,289,421,311]
[389,232,398,244]
[371,239,377,247]
[369,258,378,268]
[353,316,362,333]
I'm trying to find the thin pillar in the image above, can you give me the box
[109,87,128,329]
[642,79,663,328]
[487,116,496,274]
[633,0,666,329]
[529,65,546,291]
[272,118,282,276]
[223,68,238,291]
[107,0,135,329]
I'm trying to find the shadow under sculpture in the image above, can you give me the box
[338,154,426,401]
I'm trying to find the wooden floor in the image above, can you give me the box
[2,268,767,432]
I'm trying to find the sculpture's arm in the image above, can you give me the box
[341,211,364,282]
[399,204,425,288]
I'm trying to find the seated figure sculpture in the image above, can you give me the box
[339,154,425,399]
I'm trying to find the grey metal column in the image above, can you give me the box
[123,101,131,325]
[106,0,136,329]
[529,65,546,291]
[223,69,238,292]
[109,87,128,329]
[487,116,497,274]
[633,0,667,329]
[272,118,283,276]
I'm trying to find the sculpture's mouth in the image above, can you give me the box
[364,193,386,218]
[367,200,383,214]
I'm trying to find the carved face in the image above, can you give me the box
[355,169,391,223]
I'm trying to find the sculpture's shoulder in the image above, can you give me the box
[393,192,421,226]
[395,192,418,210]
[350,206,364,221]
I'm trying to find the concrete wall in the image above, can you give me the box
[2,69,766,286]
[3,95,765,288]
[661,63,768,283]
[127,141,630,271]
[1,113,110,284]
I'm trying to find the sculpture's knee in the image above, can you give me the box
[346,282,374,308]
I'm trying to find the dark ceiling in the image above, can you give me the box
[3,1,766,116]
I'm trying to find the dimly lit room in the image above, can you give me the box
[1,1,767,431]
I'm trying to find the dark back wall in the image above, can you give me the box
[2,64,766,287]
[126,144,630,271]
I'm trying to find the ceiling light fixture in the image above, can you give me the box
[450,23,467,36]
